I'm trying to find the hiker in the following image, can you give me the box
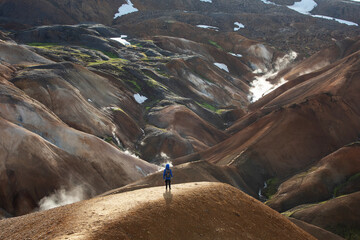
[163,164,173,190]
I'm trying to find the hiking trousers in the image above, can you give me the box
[165,179,171,190]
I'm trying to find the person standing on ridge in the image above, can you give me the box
[163,164,173,191]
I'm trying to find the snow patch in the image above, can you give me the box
[234,22,245,31]
[287,0,317,15]
[312,15,358,26]
[200,0,212,2]
[111,35,131,46]
[260,0,278,5]
[214,63,229,72]
[261,0,358,26]
[114,0,138,19]
[134,93,147,104]
[229,52,243,58]
[38,186,85,211]
[87,99,92,102]
[196,25,219,31]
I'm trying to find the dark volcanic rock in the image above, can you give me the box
[12,24,124,55]
[0,0,123,29]
[312,0,360,25]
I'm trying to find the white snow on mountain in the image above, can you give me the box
[312,15,358,26]
[234,22,245,31]
[229,52,243,58]
[214,63,229,72]
[111,35,131,46]
[261,0,358,26]
[114,0,138,19]
[260,0,277,5]
[134,93,147,104]
[287,0,317,15]
[196,25,219,31]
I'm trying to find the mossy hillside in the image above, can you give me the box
[329,225,360,240]
[333,172,360,197]
[27,42,60,47]
[281,194,350,218]
[27,43,108,63]
[263,177,280,200]
[87,58,128,68]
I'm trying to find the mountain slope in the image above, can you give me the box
[284,191,360,239]
[173,41,360,198]
[0,182,316,240]
[267,143,360,212]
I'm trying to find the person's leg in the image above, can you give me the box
[165,180,169,190]
[169,180,171,190]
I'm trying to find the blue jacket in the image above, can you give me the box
[163,164,173,180]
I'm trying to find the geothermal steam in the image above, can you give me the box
[248,51,297,102]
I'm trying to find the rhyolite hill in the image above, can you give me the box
[0,0,360,239]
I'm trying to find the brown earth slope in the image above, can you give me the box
[0,40,159,217]
[103,160,257,198]
[173,43,360,196]
[285,191,360,239]
[289,217,345,240]
[0,182,316,240]
[267,143,360,212]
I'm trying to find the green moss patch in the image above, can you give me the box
[28,42,60,48]
[102,51,118,59]
[208,40,223,50]
[329,225,360,240]
[196,102,217,112]
[263,177,280,199]
[126,79,142,92]
[333,172,360,197]
[87,58,127,67]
